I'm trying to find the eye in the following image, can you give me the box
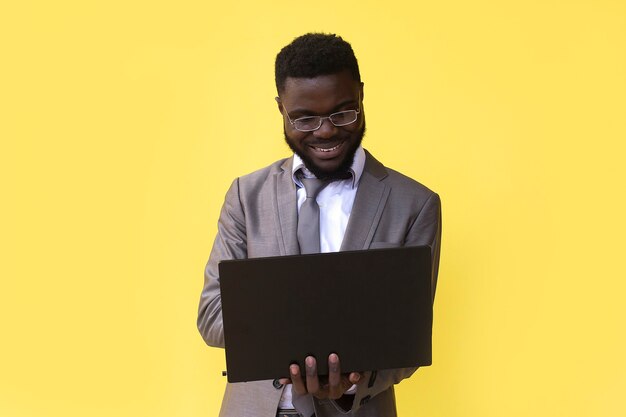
[293,116,321,130]
[329,110,358,126]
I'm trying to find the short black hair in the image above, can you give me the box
[275,33,361,94]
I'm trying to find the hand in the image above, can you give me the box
[279,353,364,400]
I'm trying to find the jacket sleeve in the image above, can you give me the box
[197,178,248,348]
[350,192,442,413]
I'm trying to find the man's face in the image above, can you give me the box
[278,70,365,180]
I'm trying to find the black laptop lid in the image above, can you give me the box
[218,246,433,383]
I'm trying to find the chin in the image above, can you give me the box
[284,125,365,180]
[288,141,360,180]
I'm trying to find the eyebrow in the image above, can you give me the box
[287,98,359,118]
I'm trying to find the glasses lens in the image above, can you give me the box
[294,116,321,132]
[329,110,358,126]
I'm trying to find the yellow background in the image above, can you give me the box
[2,1,625,416]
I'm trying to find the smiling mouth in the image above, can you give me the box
[312,142,343,153]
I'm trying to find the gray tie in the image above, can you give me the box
[297,177,328,254]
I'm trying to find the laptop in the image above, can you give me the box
[218,245,433,383]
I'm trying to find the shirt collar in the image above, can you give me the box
[291,146,365,189]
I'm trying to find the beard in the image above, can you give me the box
[283,120,366,181]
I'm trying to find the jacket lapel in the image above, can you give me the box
[273,158,300,256]
[340,151,390,251]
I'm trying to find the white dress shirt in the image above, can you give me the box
[279,146,366,409]
[293,146,365,253]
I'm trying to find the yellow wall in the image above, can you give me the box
[2,1,625,416]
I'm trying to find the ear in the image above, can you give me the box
[275,96,284,114]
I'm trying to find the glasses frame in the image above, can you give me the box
[279,93,361,132]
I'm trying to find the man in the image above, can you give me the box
[198,33,442,417]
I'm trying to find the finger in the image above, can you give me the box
[327,353,343,399]
[278,378,291,385]
[290,364,307,395]
[305,356,320,394]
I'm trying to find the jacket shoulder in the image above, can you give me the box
[384,167,437,197]
[235,158,290,190]
[364,150,437,198]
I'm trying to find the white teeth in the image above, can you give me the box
[315,144,341,152]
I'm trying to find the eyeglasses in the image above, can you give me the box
[280,95,361,132]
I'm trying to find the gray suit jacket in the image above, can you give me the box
[198,150,442,417]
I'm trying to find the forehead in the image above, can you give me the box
[281,71,360,112]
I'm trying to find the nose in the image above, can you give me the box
[312,117,337,139]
